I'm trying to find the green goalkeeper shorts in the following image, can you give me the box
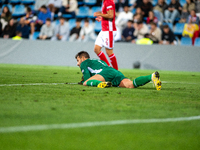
[98,67,127,87]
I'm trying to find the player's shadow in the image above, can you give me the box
[135,87,170,91]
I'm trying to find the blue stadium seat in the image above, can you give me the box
[84,0,97,6]
[180,37,192,46]
[152,0,158,6]
[32,32,40,40]
[180,0,186,6]
[132,8,136,14]
[174,23,185,35]
[12,4,26,17]
[9,0,21,4]
[128,0,135,6]
[52,19,60,27]
[21,0,35,4]
[94,20,101,32]
[76,6,89,18]
[68,18,76,30]
[163,22,173,30]
[28,5,35,11]
[166,0,170,5]
[78,1,84,6]
[89,6,101,18]
[62,14,73,19]
[194,38,200,47]
[175,36,179,42]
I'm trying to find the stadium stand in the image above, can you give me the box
[62,14,73,19]
[194,38,200,47]
[12,4,25,17]
[174,23,185,35]
[163,22,173,30]
[77,0,84,6]
[180,0,186,7]
[94,20,101,32]
[152,0,158,6]
[2,4,12,12]
[132,8,136,14]
[52,19,60,27]
[9,0,21,4]
[166,0,171,5]
[0,0,199,47]
[181,37,192,46]
[68,18,76,30]
[21,0,35,5]
[76,6,89,18]
[81,18,92,27]
[32,31,40,40]
[84,0,97,6]
[89,6,101,19]
[128,0,135,6]
[153,10,163,25]
[28,5,34,11]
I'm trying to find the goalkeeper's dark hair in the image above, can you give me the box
[75,51,90,59]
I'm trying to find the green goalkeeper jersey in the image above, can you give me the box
[80,59,110,82]
[80,58,127,86]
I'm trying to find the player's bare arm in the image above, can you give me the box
[95,16,102,22]
[94,9,114,20]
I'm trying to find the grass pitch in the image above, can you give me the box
[0,64,200,150]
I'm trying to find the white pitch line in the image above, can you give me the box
[0,83,68,87]
[0,81,198,87]
[159,81,199,84]
[0,116,200,133]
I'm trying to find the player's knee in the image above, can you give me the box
[106,51,110,56]
[94,48,99,54]
[30,23,34,27]
[83,81,87,86]
[128,84,134,88]
[126,81,134,88]
[105,49,113,56]
[94,46,101,54]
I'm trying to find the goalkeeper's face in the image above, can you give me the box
[76,56,86,67]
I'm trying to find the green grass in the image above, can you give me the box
[0,64,200,150]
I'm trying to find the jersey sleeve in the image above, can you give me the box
[105,1,114,11]
[80,62,91,83]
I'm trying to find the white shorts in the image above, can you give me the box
[95,30,117,49]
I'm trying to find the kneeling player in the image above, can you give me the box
[75,51,161,90]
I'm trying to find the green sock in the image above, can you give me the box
[133,75,152,88]
[86,80,102,87]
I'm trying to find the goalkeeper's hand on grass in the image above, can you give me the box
[78,76,84,85]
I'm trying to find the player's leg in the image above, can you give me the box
[105,48,118,70]
[119,71,161,90]
[94,31,110,66]
[119,75,151,89]
[105,31,118,70]
[119,79,134,88]
[83,74,111,88]
[94,44,110,66]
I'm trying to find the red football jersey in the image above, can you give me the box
[101,0,116,31]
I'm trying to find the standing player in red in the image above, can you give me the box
[93,0,118,70]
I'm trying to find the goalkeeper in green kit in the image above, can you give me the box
[75,51,161,90]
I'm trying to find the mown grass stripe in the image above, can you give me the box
[0,116,200,133]
[0,81,199,87]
